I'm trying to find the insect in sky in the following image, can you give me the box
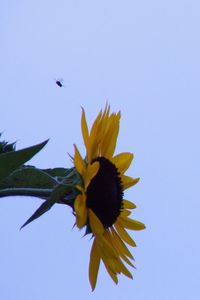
[54,78,65,87]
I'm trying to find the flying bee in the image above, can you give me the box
[54,78,65,87]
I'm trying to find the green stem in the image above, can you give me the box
[0,188,52,199]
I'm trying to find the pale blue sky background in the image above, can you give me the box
[1,1,200,299]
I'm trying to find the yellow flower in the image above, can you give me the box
[73,105,145,290]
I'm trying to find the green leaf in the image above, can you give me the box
[0,133,16,153]
[0,140,49,182]
[42,167,80,185]
[42,167,71,178]
[20,183,74,229]
[0,166,57,190]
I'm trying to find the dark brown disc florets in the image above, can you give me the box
[86,157,123,228]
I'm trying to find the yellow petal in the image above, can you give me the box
[101,112,120,159]
[74,194,87,228]
[106,269,118,285]
[97,105,110,142]
[102,103,110,120]
[115,220,136,247]
[99,235,119,261]
[110,227,133,259]
[92,228,119,263]
[112,152,134,175]
[95,236,118,274]
[118,215,146,231]
[122,175,140,190]
[88,110,102,162]
[102,257,118,284]
[84,161,99,189]
[88,209,105,235]
[102,244,133,280]
[102,231,120,264]
[81,107,89,151]
[90,110,102,140]
[119,253,135,268]
[120,210,131,217]
[114,257,133,279]
[123,199,136,209]
[89,239,100,291]
[73,144,86,176]
[103,232,133,279]
[106,230,135,268]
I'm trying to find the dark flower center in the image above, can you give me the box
[86,157,123,228]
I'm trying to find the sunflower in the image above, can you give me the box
[73,105,145,290]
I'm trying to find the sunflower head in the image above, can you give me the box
[73,105,145,290]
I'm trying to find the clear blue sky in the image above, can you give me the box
[1,1,200,299]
